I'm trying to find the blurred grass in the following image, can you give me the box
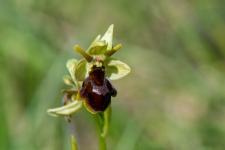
[0,0,225,150]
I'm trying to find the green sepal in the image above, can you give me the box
[75,59,89,81]
[105,58,131,80]
[47,100,82,117]
[87,41,107,55]
[88,35,101,50]
[87,24,114,55]
[66,59,78,83]
[101,24,114,50]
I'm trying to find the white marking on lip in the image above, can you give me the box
[92,88,101,95]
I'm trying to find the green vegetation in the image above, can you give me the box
[0,0,225,150]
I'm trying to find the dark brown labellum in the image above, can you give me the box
[80,65,117,113]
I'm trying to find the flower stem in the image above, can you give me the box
[68,118,79,150]
[98,135,106,150]
[94,113,107,150]
[71,135,78,150]
[94,106,112,150]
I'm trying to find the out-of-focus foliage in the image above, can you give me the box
[0,0,225,150]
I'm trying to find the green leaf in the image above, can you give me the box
[75,59,89,81]
[105,58,131,80]
[66,59,78,83]
[47,100,82,117]
[101,24,114,50]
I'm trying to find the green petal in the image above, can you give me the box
[104,44,122,57]
[47,100,82,117]
[105,58,131,80]
[101,24,114,50]
[66,59,78,83]
[73,45,93,62]
[75,59,89,81]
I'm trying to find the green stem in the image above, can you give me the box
[94,113,107,150]
[101,106,111,138]
[98,134,107,150]
[94,106,112,150]
[68,119,79,150]
[71,135,78,150]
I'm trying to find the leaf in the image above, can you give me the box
[101,24,114,50]
[47,100,82,117]
[75,59,89,81]
[105,58,131,80]
[66,59,78,83]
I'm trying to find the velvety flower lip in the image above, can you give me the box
[79,65,117,113]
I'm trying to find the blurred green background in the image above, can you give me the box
[0,0,225,150]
